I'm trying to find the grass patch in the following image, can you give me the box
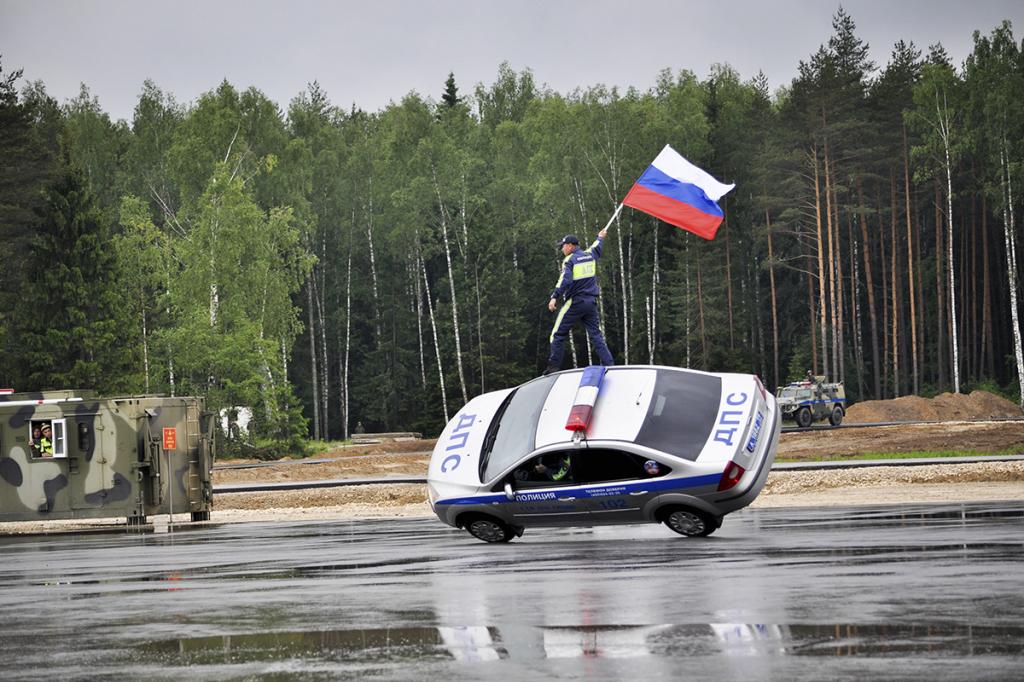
[300,439,355,459]
[777,448,1023,463]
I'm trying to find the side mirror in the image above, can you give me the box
[504,482,515,500]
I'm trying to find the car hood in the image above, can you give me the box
[427,388,514,489]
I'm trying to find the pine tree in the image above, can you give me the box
[0,61,61,384]
[12,160,132,391]
[441,72,460,109]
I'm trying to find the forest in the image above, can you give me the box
[1,9,1022,449]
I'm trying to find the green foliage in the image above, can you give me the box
[3,9,1024,447]
[9,162,133,391]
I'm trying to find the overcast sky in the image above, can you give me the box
[2,0,1022,122]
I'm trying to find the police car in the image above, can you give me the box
[427,365,780,543]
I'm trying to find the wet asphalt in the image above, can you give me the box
[1,502,1022,681]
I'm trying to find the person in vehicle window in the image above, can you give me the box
[544,230,614,375]
[534,453,571,481]
[29,425,43,457]
[38,424,54,457]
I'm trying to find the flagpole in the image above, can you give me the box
[601,202,624,232]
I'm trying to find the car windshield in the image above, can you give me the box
[634,369,723,461]
[779,387,812,400]
[480,375,557,482]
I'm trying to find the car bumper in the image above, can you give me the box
[713,405,780,513]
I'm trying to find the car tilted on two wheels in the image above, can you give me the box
[427,365,780,543]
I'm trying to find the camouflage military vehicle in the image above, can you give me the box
[0,389,214,525]
[775,376,847,427]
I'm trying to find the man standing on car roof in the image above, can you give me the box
[544,229,614,375]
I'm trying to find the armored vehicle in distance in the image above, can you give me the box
[775,376,847,427]
[0,389,213,525]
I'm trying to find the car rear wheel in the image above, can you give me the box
[464,516,515,543]
[663,508,720,537]
[796,407,813,428]
[829,405,844,426]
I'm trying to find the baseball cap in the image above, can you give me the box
[557,234,580,246]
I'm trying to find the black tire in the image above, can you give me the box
[796,407,813,428]
[829,405,844,426]
[465,516,515,543]
[663,508,720,537]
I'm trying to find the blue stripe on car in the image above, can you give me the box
[434,472,723,507]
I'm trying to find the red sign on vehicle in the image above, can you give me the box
[163,427,177,451]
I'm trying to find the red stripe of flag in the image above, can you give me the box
[622,184,724,240]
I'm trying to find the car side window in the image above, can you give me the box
[573,449,672,484]
[507,451,576,488]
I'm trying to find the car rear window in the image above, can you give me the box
[635,370,722,461]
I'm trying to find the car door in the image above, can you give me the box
[574,448,670,524]
[500,450,591,527]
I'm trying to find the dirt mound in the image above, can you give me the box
[847,390,1023,423]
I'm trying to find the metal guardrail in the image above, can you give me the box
[214,454,1024,495]
[216,476,426,494]
[214,419,1024,471]
[780,417,1024,434]
[772,454,1024,471]
[215,451,433,471]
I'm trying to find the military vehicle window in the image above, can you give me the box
[29,419,67,459]
[508,451,575,488]
[573,449,672,484]
[77,423,90,451]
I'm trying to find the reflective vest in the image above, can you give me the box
[550,237,604,301]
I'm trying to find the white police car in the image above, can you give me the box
[427,365,779,543]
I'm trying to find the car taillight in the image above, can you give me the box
[718,461,746,491]
[753,375,767,402]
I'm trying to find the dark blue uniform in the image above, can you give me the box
[547,236,614,370]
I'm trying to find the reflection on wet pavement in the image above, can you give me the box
[2,502,1024,680]
[138,622,1024,665]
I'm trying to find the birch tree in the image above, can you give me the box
[910,49,964,393]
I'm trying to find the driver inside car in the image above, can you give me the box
[533,453,571,482]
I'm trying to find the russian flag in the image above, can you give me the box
[622,145,735,240]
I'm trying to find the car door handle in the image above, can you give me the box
[629,491,648,496]
[557,497,576,502]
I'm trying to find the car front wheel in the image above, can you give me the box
[829,405,844,426]
[663,508,720,537]
[464,516,515,543]
[796,407,813,428]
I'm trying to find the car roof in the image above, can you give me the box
[535,367,658,448]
